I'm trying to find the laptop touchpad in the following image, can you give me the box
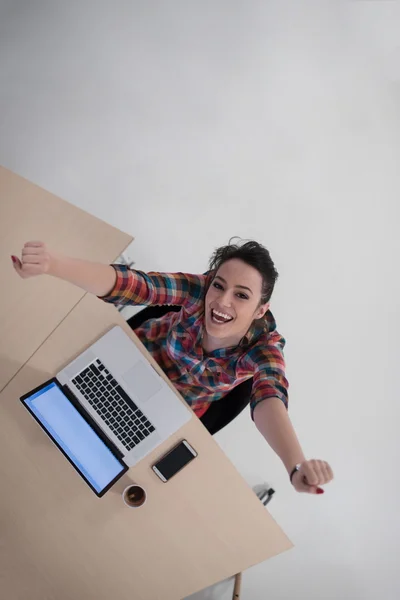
[123,361,163,403]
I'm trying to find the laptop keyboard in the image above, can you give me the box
[71,359,156,452]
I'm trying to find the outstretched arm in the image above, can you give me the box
[253,397,334,494]
[12,241,117,296]
[12,241,207,307]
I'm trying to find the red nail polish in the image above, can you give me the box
[11,255,16,263]
[316,488,324,494]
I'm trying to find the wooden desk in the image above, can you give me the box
[0,166,132,391]
[0,293,292,600]
[0,167,291,599]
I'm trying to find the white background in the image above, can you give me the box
[1,2,399,599]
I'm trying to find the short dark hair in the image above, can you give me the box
[208,238,279,304]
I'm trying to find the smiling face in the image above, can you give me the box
[204,258,270,350]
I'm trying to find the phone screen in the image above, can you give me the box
[153,441,197,481]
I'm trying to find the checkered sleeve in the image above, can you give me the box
[97,264,207,307]
[248,343,289,419]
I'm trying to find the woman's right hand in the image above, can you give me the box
[11,242,116,295]
[11,241,53,279]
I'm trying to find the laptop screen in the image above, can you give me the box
[22,381,126,495]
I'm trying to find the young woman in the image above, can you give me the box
[12,239,333,494]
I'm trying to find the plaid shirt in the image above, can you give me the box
[98,265,289,420]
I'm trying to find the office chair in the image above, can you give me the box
[126,305,253,435]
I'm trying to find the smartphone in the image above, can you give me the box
[152,440,197,482]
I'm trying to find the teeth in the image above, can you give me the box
[213,310,233,321]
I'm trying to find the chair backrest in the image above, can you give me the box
[127,306,253,435]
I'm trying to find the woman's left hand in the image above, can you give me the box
[291,459,334,494]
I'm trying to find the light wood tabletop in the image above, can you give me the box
[0,166,292,599]
[0,165,132,391]
[0,293,292,600]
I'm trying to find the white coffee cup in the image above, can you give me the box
[122,484,147,508]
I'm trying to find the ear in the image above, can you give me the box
[256,302,270,319]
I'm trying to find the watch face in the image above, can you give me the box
[290,464,301,483]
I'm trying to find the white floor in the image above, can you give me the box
[184,577,235,600]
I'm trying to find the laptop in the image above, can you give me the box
[20,325,192,496]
